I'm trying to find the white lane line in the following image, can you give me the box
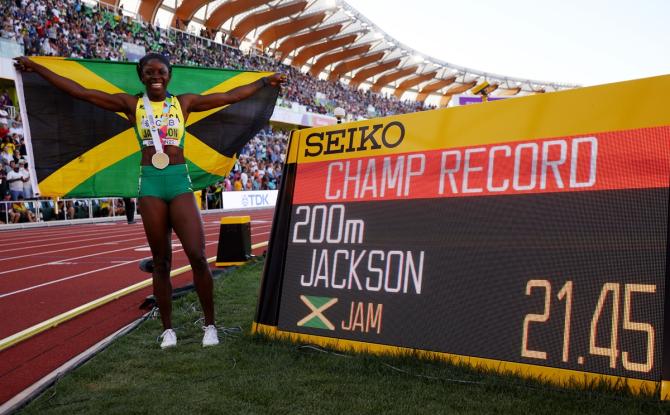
[0,260,138,299]
[0,233,130,248]
[0,238,220,298]
[134,242,182,252]
[1,225,147,244]
[0,236,149,262]
[0,224,259,267]
[3,214,231,243]
[0,229,269,278]
[0,231,271,297]
[1,222,222,250]
[0,222,225,260]
[0,230,212,274]
[1,210,273,243]
[0,224,102,238]
[0,209,271,237]
[2,228,147,248]
[0,244,151,276]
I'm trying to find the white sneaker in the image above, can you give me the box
[160,329,177,349]
[202,325,219,347]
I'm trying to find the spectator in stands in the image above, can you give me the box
[6,160,23,200]
[0,191,16,224]
[99,198,111,216]
[240,170,248,189]
[18,159,32,198]
[1,135,14,154]
[56,200,75,220]
[205,185,220,209]
[0,168,8,196]
[12,195,35,222]
[12,149,21,164]
[0,139,13,165]
[9,120,24,138]
[16,136,26,157]
[0,121,9,140]
[114,198,125,216]
[0,90,12,107]
[251,172,261,190]
[261,175,277,190]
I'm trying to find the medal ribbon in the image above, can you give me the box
[142,94,171,154]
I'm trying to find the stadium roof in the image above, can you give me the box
[115,0,580,103]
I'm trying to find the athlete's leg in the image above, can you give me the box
[139,196,173,329]
[168,192,215,325]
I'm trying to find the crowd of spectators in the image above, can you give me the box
[0,85,40,223]
[0,90,32,199]
[0,0,433,119]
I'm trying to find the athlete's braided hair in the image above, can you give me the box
[136,53,172,79]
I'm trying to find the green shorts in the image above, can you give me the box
[138,164,193,202]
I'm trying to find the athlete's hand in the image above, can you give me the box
[265,73,287,87]
[13,57,35,72]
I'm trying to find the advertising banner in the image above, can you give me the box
[221,190,278,210]
[270,105,337,127]
[456,95,507,105]
[255,75,670,397]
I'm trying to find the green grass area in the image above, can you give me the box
[20,259,670,415]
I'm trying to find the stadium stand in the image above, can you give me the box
[0,0,431,119]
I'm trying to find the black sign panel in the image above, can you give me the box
[275,189,666,381]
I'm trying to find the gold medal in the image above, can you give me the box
[151,152,170,169]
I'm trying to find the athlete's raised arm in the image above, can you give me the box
[179,72,286,115]
[14,57,135,116]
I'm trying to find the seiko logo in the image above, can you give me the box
[303,121,405,157]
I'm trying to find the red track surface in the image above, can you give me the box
[0,208,275,405]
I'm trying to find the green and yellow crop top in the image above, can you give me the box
[134,93,186,149]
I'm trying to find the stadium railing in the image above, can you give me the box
[0,198,131,225]
[0,189,278,226]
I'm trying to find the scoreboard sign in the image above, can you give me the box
[254,75,670,397]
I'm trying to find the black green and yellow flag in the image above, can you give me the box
[18,56,278,197]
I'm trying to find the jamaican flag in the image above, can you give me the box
[17,56,278,197]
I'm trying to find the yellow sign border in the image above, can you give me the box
[253,323,666,399]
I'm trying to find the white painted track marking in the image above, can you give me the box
[0,231,270,296]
